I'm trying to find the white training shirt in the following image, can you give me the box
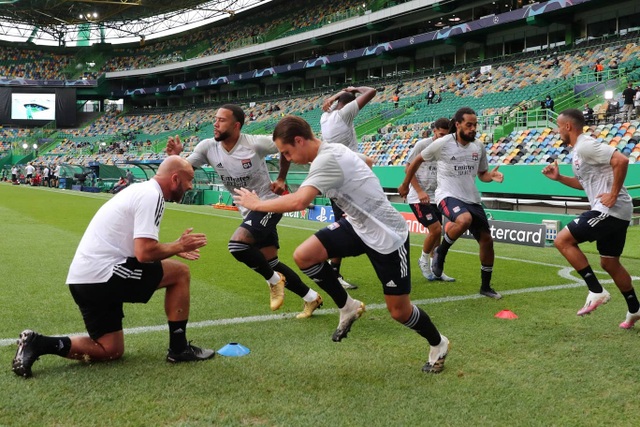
[406,137,437,203]
[320,100,360,151]
[421,133,488,205]
[187,134,278,217]
[301,142,408,254]
[571,134,633,221]
[66,180,164,284]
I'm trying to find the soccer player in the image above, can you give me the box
[398,107,504,299]
[12,156,214,378]
[234,116,450,373]
[166,104,322,319]
[404,117,455,282]
[542,109,638,327]
[319,85,377,290]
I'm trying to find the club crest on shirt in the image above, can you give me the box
[242,159,252,169]
[472,152,478,161]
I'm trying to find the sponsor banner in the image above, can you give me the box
[283,210,308,220]
[308,205,335,223]
[401,212,429,235]
[450,218,546,247]
[402,211,545,247]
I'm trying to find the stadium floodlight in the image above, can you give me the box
[22,143,28,149]
[604,90,613,100]
[32,144,38,150]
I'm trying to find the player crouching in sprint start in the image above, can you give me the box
[13,156,214,378]
[234,116,450,373]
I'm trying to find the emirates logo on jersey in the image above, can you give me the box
[472,152,478,161]
[242,159,252,169]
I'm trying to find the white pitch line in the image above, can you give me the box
[3,187,635,347]
[5,275,633,348]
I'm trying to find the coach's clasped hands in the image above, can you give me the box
[176,227,207,260]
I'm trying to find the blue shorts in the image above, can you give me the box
[438,197,490,241]
[314,218,411,296]
[409,203,442,227]
[566,210,629,257]
[239,210,282,249]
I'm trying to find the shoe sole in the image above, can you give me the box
[577,295,611,316]
[166,351,216,363]
[619,313,640,329]
[332,303,365,342]
[479,291,502,300]
[423,342,450,374]
[12,330,38,378]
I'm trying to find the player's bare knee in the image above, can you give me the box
[292,247,312,269]
[180,261,191,278]
[388,306,410,323]
[599,257,619,273]
[456,215,472,230]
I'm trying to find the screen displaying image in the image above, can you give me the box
[11,93,56,120]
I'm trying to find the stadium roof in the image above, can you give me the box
[0,0,272,45]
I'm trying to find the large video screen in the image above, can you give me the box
[11,93,56,120]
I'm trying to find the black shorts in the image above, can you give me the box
[69,257,163,340]
[409,203,442,227]
[566,210,629,257]
[239,210,281,249]
[439,197,490,241]
[315,218,411,295]
[330,198,345,221]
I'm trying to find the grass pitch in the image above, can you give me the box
[0,183,639,426]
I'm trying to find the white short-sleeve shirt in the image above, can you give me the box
[572,134,633,221]
[66,179,165,284]
[320,101,360,152]
[187,133,278,217]
[301,142,408,254]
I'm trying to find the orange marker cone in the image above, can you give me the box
[494,310,518,319]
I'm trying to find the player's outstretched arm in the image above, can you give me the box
[542,160,583,189]
[234,186,319,213]
[478,165,504,183]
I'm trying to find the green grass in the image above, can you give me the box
[1,183,639,426]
